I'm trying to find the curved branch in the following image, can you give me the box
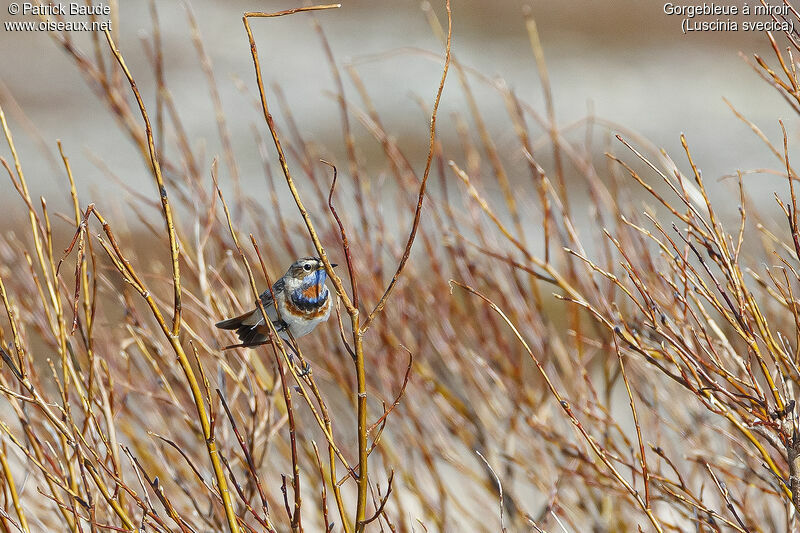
[361,0,452,332]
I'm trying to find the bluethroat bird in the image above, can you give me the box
[216,257,336,368]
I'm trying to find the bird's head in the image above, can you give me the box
[285,257,337,293]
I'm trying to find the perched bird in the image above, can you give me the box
[216,257,335,347]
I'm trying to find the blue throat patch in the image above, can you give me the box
[291,269,329,309]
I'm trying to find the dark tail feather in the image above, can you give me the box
[215,311,253,330]
[235,325,267,346]
[216,311,268,346]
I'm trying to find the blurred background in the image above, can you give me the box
[0,3,798,529]
[0,0,793,221]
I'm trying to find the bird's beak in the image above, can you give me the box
[318,263,337,270]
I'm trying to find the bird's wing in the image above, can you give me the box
[258,278,284,307]
[254,278,288,325]
[257,289,274,308]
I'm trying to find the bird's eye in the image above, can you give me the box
[303,264,312,271]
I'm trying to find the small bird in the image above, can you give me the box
[216,257,335,348]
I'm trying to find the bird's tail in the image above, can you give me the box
[216,310,268,346]
[215,310,252,330]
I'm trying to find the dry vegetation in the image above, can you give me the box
[3,1,800,532]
